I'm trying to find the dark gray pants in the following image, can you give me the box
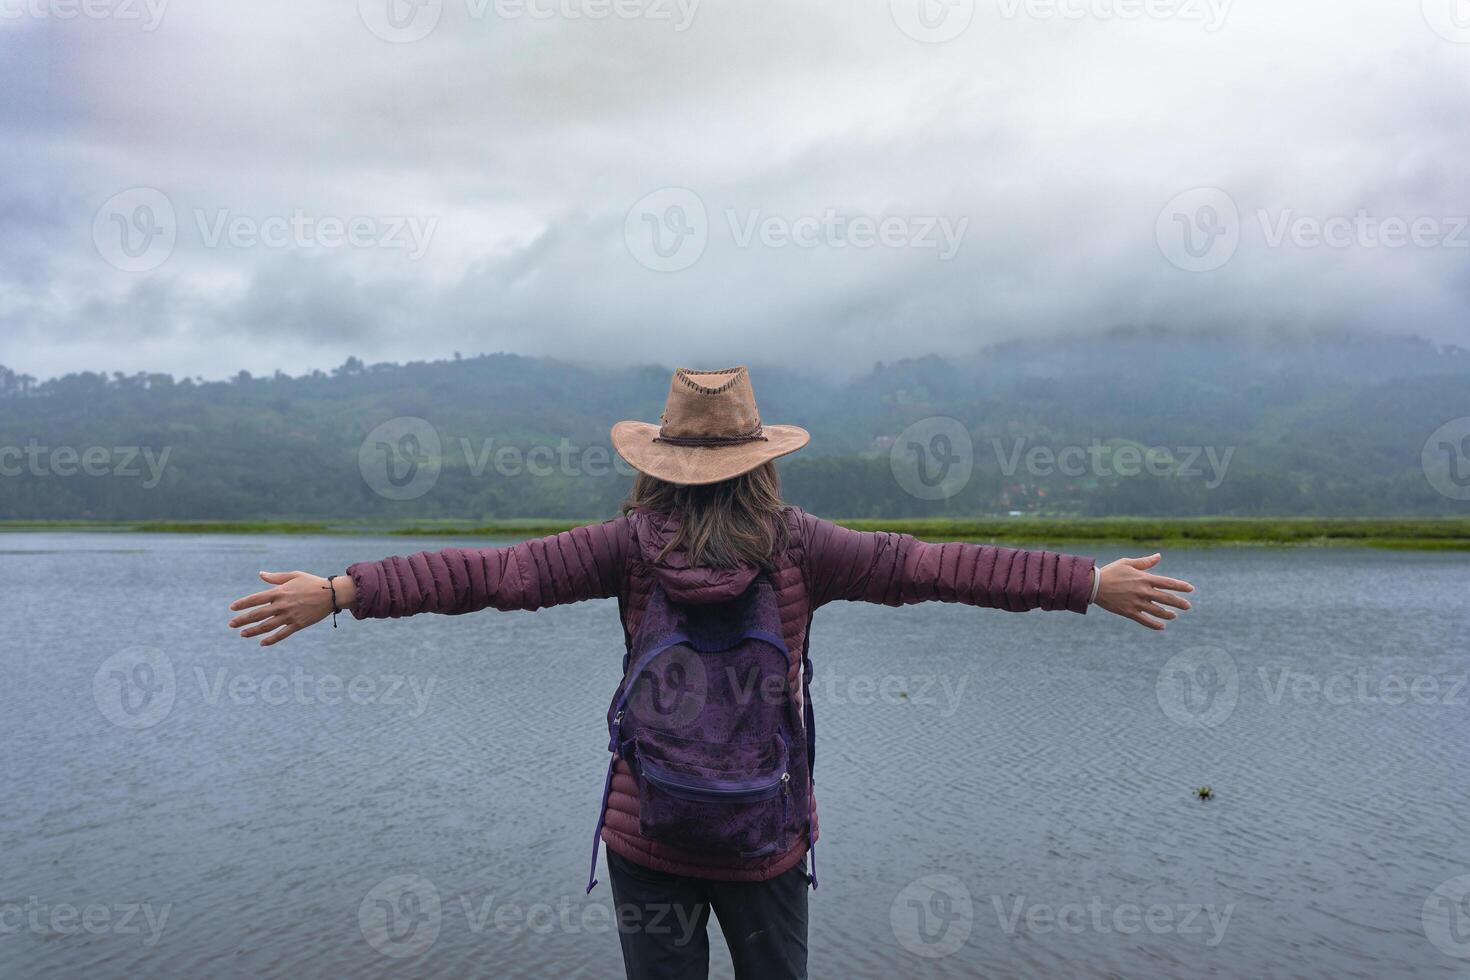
[606,849,809,980]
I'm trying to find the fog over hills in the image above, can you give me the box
[2,331,1467,520]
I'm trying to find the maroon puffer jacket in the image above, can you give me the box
[347,507,1095,881]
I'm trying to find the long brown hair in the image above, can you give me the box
[622,462,789,571]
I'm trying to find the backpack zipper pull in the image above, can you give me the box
[781,772,791,837]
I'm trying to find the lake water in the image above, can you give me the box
[3,533,1468,978]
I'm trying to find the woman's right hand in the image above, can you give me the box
[1094,554,1194,631]
[227,570,357,647]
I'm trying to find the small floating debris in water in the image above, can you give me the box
[1197,786,1213,801]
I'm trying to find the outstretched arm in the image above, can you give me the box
[228,517,632,647]
[799,512,1191,630]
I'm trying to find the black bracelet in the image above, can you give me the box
[322,574,341,628]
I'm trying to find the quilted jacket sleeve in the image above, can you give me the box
[798,510,1094,614]
[346,517,632,619]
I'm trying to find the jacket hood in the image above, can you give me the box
[634,510,759,604]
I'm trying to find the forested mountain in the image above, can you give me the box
[2,331,1467,520]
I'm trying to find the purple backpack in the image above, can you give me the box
[587,576,816,892]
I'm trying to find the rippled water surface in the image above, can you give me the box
[3,533,1468,978]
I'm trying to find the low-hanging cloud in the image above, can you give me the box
[2,0,1469,382]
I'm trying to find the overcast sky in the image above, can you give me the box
[3,0,1469,381]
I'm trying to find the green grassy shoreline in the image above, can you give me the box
[3,517,1469,550]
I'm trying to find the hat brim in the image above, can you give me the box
[611,421,810,486]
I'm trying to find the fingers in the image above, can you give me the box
[1147,575,1194,593]
[1121,553,1162,569]
[259,624,299,648]
[229,572,316,644]
[240,615,286,639]
[1142,601,1178,622]
[1127,610,1166,631]
[229,606,275,629]
[229,588,279,612]
[1151,590,1192,611]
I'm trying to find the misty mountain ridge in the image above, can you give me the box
[1,332,1466,521]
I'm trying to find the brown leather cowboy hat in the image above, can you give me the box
[611,366,809,485]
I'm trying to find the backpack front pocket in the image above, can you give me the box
[632,730,791,858]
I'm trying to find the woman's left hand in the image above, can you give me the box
[1094,554,1194,631]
